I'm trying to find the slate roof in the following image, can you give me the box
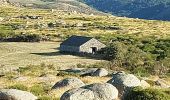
[60,35,93,47]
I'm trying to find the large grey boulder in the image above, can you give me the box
[60,83,118,100]
[60,88,95,100]
[52,78,85,90]
[84,83,118,100]
[107,72,141,97]
[0,89,37,100]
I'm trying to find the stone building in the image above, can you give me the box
[60,35,106,54]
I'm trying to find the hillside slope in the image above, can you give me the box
[83,0,170,21]
[6,0,104,15]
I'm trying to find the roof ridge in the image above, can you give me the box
[60,35,93,47]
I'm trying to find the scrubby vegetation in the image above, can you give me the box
[98,35,170,76]
[125,87,170,100]
[4,34,41,42]
[8,84,28,91]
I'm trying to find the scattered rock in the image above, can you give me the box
[0,17,4,21]
[107,72,141,97]
[64,68,84,74]
[64,68,108,77]
[61,88,94,100]
[0,89,37,100]
[92,68,108,77]
[155,79,170,88]
[52,78,85,90]
[140,80,150,88]
[79,68,98,76]
[61,83,118,100]
[14,76,28,82]
[38,74,56,82]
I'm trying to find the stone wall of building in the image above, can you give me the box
[79,38,106,53]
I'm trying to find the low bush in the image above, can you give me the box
[5,34,41,42]
[97,35,170,76]
[8,84,28,91]
[30,84,50,96]
[0,24,14,39]
[124,87,170,100]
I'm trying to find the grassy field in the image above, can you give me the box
[0,42,103,70]
[0,5,170,100]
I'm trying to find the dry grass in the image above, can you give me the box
[0,74,111,99]
[0,42,103,70]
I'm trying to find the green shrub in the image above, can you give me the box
[98,43,117,61]
[125,87,170,100]
[132,67,150,77]
[30,84,48,96]
[0,24,14,38]
[8,84,28,91]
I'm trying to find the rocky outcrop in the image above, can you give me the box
[61,83,118,100]
[107,72,141,97]
[64,68,108,77]
[0,89,37,100]
[52,78,85,90]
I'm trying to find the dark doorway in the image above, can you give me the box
[91,47,97,54]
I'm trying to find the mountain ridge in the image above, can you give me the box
[1,0,170,21]
[83,0,170,21]
[1,0,105,15]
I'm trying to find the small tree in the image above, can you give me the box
[98,43,117,61]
